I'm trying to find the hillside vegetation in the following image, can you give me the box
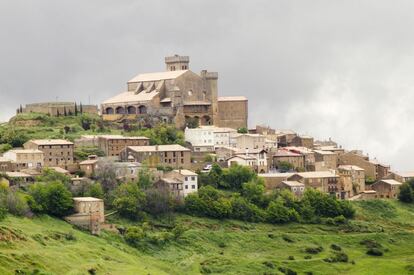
[1,200,414,275]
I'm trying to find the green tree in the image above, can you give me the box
[398,183,414,203]
[222,164,256,190]
[113,182,146,220]
[241,178,266,206]
[266,199,299,224]
[85,182,104,199]
[28,181,73,217]
[237,127,248,134]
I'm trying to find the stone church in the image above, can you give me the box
[101,55,248,129]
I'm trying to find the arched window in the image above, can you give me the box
[105,107,114,114]
[138,105,147,114]
[115,106,125,114]
[127,106,136,114]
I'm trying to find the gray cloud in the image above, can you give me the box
[1,0,414,170]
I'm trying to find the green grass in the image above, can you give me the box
[1,201,414,274]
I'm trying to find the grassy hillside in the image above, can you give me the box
[1,200,414,274]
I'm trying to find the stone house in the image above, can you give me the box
[338,151,389,180]
[279,181,305,197]
[79,155,99,177]
[314,150,337,170]
[288,171,339,194]
[285,146,315,171]
[277,130,297,147]
[371,179,402,199]
[65,197,104,235]
[271,149,305,171]
[291,135,314,149]
[337,165,365,194]
[259,173,295,190]
[97,135,150,157]
[5,171,35,186]
[215,146,239,162]
[0,157,14,172]
[388,171,414,183]
[3,149,44,171]
[24,139,74,169]
[227,154,258,170]
[231,133,267,150]
[120,145,191,169]
[101,55,248,130]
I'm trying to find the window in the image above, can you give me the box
[191,176,195,181]
[185,185,188,189]
[191,185,195,189]
[185,177,188,181]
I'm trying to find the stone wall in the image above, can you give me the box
[217,99,248,129]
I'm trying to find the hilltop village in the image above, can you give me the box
[1,55,412,233]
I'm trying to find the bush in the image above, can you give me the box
[330,244,342,251]
[288,256,295,260]
[398,183,414,203]
[282,234,295,243]
[266,200,299,224]
[324,252,348,263]
[124,226,145,248]
[305,246,323,254]
[262,261,275,269]
[113,182,146,220]
[278,267,297,275]
[304,255,312,259]
[366,248,383,256]
[230,197,265,222]
[28,181,73,217]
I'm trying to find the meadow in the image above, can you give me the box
[1,200,414,274]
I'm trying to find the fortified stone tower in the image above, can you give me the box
[201,70,219,125]
[165,55,190,71]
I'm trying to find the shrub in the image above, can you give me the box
[112,182,146,220]
[230,197,265,222]
[262,261,275,269]
[28,181,73,217]
[282,234,295,243]
[304,255,312,259]
[366,248,383,256]
[305,246,323,254]
[288,256,295,260]
[324,252,348,263]
[278,267,297,275]
[398,183,414,203]
[330,244,342,251]
[266,200,298,224]
[124,226,146,248]
[360,239,382,249]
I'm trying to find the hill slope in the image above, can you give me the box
[1,200,414,274]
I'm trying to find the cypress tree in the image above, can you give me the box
[80,102,83,114]
[74,102,78,116]
[64,106,67,116]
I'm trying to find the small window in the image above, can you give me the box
[185,185,188,189]
[188,90,193,96]
[191,185,196,189]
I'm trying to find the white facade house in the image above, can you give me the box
[185,126,237,152]
[179,169,198,197]
[231,133,267,150]
[227,149,268,173]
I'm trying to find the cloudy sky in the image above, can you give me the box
[1,0,414,171]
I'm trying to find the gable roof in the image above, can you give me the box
[128,70,188,83]
[102,90,159,105]
[378,179,402,186]
[28,139,73,146]
[127,144,190,152]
